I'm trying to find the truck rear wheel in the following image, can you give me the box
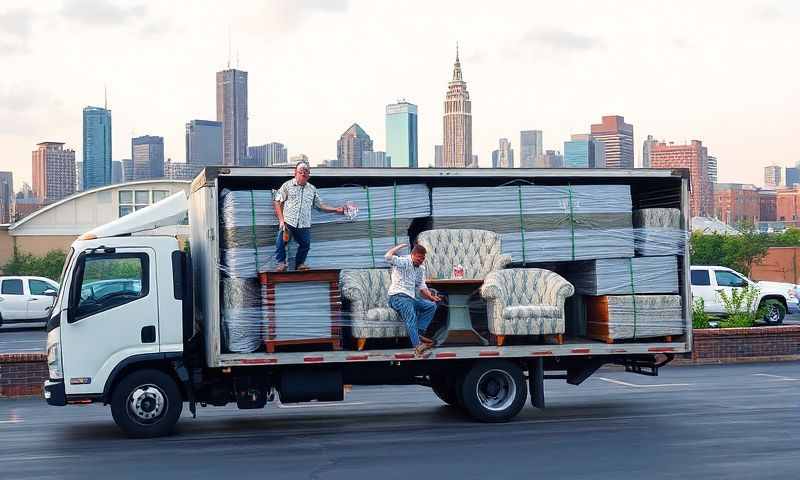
[761,300,786,324]
[110,369,183,438]
[459,360,527,423]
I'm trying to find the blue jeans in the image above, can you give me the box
[389,294,437,347]
[275,224,311,266]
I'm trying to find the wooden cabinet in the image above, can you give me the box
[259,270,342,353]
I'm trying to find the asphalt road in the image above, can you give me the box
[2,311,800,354]
[1,362,798,479]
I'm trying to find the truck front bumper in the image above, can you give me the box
[43,380,66,406]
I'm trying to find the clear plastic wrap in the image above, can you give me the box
[633,208,687,256]
[565,256,679,296]
[221,277,264,353]
[586,294,685,342]
[431,185,634,262]
[220,184,430,275]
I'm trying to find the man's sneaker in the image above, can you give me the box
[275,263,288,272]
[297,264,311,271]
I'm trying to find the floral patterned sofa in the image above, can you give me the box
[339,269,406,350]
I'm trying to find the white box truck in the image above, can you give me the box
[44,167,692,437]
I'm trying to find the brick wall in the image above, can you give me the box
[690,326,800,364]
[0,353,48,398]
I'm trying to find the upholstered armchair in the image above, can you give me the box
[416,229,512,280]
[339,269,407,350]
[480,268,575,346]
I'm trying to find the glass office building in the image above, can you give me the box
[385,101,418,168]
[83,106,112,189]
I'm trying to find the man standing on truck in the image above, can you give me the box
[385,243,443,356]
[274,161,345,271]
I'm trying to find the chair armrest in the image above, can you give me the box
[497,254,513,269]
[480,272,507,302]
[543,276,575,306]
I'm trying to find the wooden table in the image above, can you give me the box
[426,279,487,346]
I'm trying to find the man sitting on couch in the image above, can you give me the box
[384,243,442,356]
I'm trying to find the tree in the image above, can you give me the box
[2,249,68,281]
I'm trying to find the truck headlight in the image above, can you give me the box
[47,342,63,380]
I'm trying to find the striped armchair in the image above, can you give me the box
[480,268,574,346]
[340,269,406,350]
[417,229,512,280]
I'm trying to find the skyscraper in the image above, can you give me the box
[541,150,564,168]
[590,115,634,168]
[362,151,391,168]
[707,155,718,183]
[248,142,288,167]
[434,145,443,167]
[386,101,418,168]
[492,138,514,168]
[112,160,123,184]
[786,166,799,188]
[564,134,605,168]
[519,130,543,168]
[121,159,133,183]
[83,106,112,189]
[337,124,373,168]
[186,119,223,166]
[164,159,203,181]
[642,134,658,168]
[132,135,165,180]
[290,154,309,165]
[0,172,12,224]
[216,69,248,165]
[75,162,83,191]
[32,142,76,203]
[650,140,713,217]
[443,47,472,167]
[764,165,782,188]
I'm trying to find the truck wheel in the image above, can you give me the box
[458,360,527,423]
[430,373,460,407]
[110,369,183,438]
[761,300,786,325]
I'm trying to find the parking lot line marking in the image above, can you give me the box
[596,377,692,388]
[753,373,798,381]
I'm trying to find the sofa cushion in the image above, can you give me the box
[366,307,401,324]
[502,305,561,320]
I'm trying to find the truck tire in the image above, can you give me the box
[430,373,460,407]
[110,369,183,438]
[458,360,527,423]
[761,300,786,325]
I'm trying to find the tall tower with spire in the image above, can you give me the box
[443,45,473,167]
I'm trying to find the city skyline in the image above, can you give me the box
[1,1,799,186]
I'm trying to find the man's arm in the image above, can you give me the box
[273,200,286,229]
[417,267,441,302]
[384,243,408,263]
[314,191,344,214]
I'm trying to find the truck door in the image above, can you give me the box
[0,278,27,321]
[690,269,722,313]
[61,248,160,396]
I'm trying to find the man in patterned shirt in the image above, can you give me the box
[385,243,442,356]
[273,162,345,271]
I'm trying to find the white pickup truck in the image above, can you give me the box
[690,266,789,324]
[0,276,59,328]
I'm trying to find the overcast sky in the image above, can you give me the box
[1,0,798,187]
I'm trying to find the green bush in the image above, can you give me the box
[690,226,800,276]
[717,284,764,328]
[692,297,711,329]
[2,249,67,281]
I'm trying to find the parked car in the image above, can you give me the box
[690,266,790,324]
[0,276,59,328]
[757,281,800,314]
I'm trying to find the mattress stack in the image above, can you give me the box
[633,208,687,257]
[220,277,264,353]
[586,294,684,342]
[220,184,430,275]
[565,256,679,296]
[431,185,634,263]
